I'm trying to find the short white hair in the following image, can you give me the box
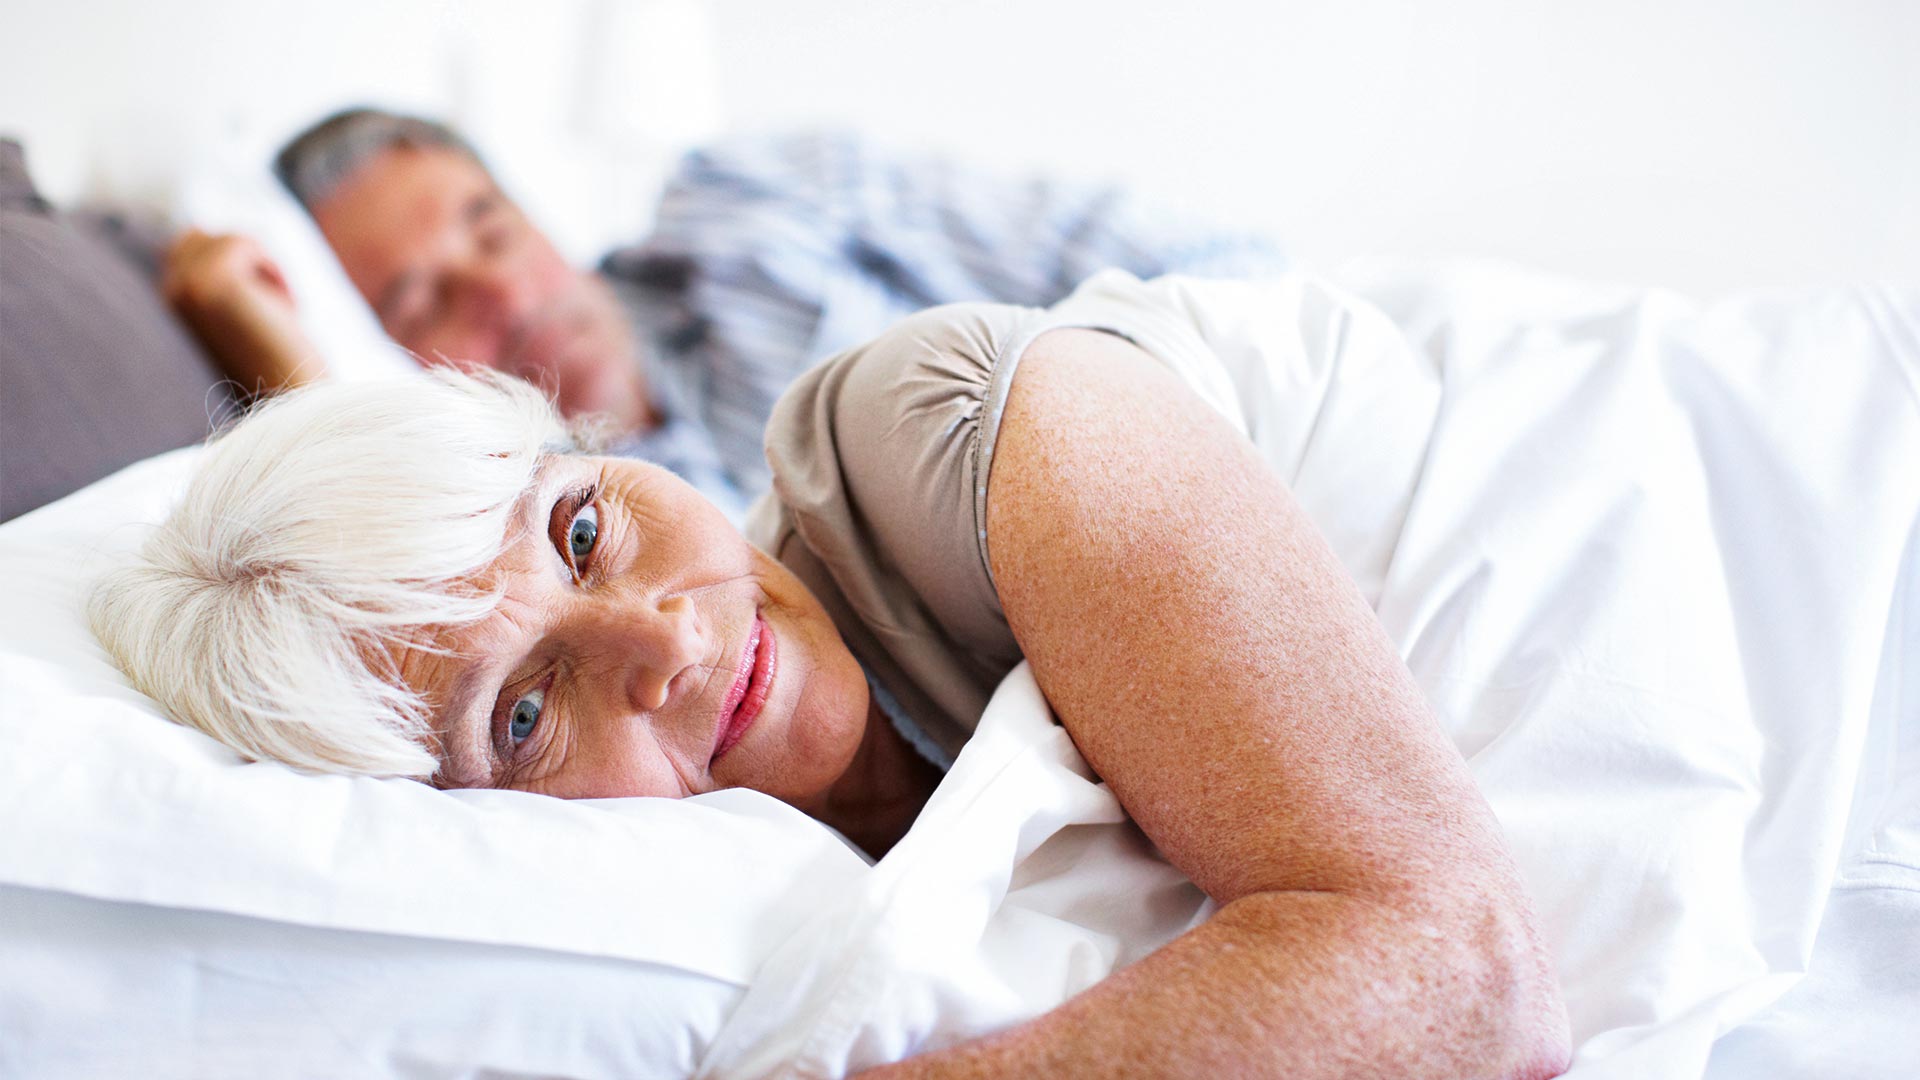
[89,369,568,779]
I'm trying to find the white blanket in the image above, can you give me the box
[695,262,1920,1076]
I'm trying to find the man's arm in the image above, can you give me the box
[162,230,327,398]
[865,329,1569,1077]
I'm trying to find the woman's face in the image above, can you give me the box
[398,455,872,811]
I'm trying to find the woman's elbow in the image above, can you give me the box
[1502,1010,1573,1080]
[1449,890,1573,1080]
[1489,971,1573,1080]
[1221,882,1571,1077]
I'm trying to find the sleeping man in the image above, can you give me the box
[161,108,1283,514]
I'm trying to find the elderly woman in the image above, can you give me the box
[92,270,1571,1078]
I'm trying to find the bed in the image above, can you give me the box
[3,116,1915,1074]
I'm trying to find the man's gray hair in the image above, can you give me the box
[89,370,569,779]
[275,107,486,212]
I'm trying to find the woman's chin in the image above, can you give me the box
[738,607,872,809]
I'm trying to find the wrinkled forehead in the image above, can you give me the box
[376,593,523,789]
[323,479,491,772]
[385,454,583,784]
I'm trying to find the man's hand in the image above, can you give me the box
[162,230,327,397]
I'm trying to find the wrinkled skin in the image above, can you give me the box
[394,454,939,853]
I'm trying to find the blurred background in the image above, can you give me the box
[1,0,1915,296]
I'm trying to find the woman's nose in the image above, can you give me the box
[617,595,706,712]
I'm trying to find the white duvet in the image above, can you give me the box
[698,262,1920,1076]
[5,260,1915,1078]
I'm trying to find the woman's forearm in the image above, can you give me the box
[860,887,1567,1079]
[951,326,1569,1076]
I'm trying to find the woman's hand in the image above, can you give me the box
[874,329,1570,1078]
[162,230,327,397]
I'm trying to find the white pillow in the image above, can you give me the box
[0,881,744,1079]
[170,146,419,383]
[0,448,866,1074]
[165,131,676,384]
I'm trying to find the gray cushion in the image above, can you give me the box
[0,139,233,522]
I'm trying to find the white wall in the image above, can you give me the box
[705,0,1920,296]
[0,0,717,263]
[3,0,1914,297]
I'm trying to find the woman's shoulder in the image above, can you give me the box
[750,299,1067,758]
[758,269,1277,518]
[753,271,1302,597]
[765,300,1040,462]
[759,298,1043,625]
[746,271,1348,749]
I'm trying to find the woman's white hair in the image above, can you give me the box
[88,369,569,779]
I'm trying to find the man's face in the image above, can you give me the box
[312,145,650,431]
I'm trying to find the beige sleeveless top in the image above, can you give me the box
[744,269,1435,768]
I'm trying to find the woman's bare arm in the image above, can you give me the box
[863,328,1569,1078]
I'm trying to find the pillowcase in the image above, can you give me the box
[0,139,230,522]
[0,445,864,1074]
[0,881,745,1079]
[0,443,873,964]
[168,139,418,383]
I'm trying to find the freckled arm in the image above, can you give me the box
[856,329,1569,1079]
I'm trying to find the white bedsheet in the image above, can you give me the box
[694,263,1920,1075]
[1322,262,1920,1076]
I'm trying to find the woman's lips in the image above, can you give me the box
[713,617,774,764]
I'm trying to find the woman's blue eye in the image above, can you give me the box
[509,687,544,743]
[568,504,599,566]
